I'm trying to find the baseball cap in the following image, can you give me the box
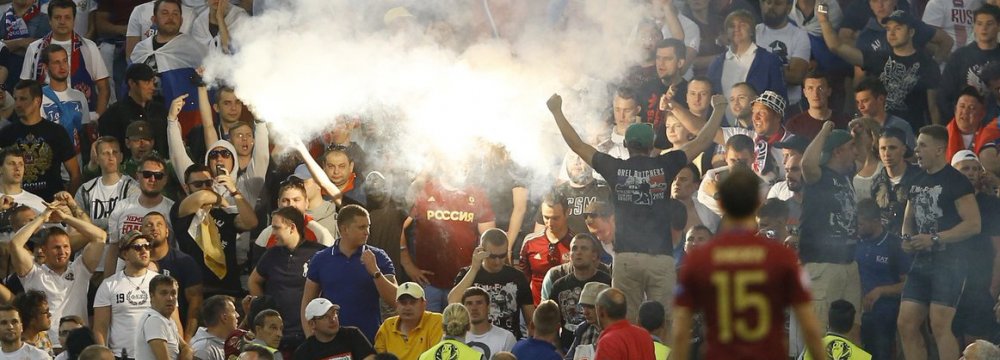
[579,282,610,306]
[624,123,655,149]
[396,282,425,300]
[125,63,156,82]
[951,149,982,167]
[820,130,853,164]
[881,10,916,27]
[126,121,154,140]
[583,201,613,217]
[773,134,810,154]
[751,91,787,118]
[290,164,312,181]
[304,298,340,319]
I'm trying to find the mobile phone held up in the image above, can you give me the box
[817,0,829,14]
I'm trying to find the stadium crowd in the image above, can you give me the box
[0,0,997,359]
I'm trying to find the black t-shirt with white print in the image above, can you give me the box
[800,166,858,263]
[862,50,940,129]
[907,165,974,241]
[453,265,533,339]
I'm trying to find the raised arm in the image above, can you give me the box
[547,94,598,166]
[677,95,727,162]
[802,121,833,184]
[167,95,195,182]
[506,187,527,255]
[818,8,863,66]
[7,209,51,277]
[660,0,685,44]
[215,172,257,231]
[178,190,222,217]
[56,202,108,272]
[197,83,218,146]
[928,28,954,63]
[215,1,233,54]
[362,248,398,307]
[291,141,343,205]
[448,248,489,304]
[666,97,724,144]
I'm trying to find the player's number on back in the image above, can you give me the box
[710,270,770,343]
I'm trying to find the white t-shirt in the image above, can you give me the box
[466,326,517,359]
[126,1,196,42]
[756,23,811,105]
[0,343,51,360]
[40,88,91,126]
[106,196,175,244]
[923,0,981,52]
[75,175,139,231]
[94,269,160,357]
[134,308,180,360]
[0,189,46,213]
[20,36,110,84]
[721,43,758,101]
[19,257,93,348]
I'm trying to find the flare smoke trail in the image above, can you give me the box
[203,0,647,188]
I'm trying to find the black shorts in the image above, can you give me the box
[901,250,967,307]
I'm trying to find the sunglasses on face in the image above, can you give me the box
[188,180,213,188]
[140,171,166,180]
[208,150,233,159]
[127,243,151,252]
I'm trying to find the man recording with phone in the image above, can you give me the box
[166,94,258,300]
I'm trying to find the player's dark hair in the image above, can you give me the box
[918,124,949,144]
[655,38,687,59]
[717,167,762,219]
[13,290,46,329]
[571,233,602,252]
[461,287,491,306]
[828,300,856,334]
[975,3,1000,22]
[638,301,666,332]
[541,190,568,213]
[139,154,168,173]
[804,70,829,83]
[533,300,562,336]
[479,228,508,248]
[615,86,639,104]
[726,134,755,153]
[39,44,67,66]
[59,314,84,327]
[40,227,70,248]
[680,163,702,184]
[154,0,183,15]
[855,77,887,97]
[201,295,235,327]
[337,204,369,230]
[272,206,306,240]
[47,0,76,19]
[252,309,281,330]
[958,86,985,105]
[757,198,789,219]
[149,274,177,294]
[14,80,42,99]
[184,164,212,184]
[0,147,25,164]
[64,327,98,359]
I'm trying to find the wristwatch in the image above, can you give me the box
[931,234,942,246]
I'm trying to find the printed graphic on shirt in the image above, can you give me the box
[480,282,519,331]
[767,40,789,64]
[967,61,992,95]
[88,195,122,221]
[613,168,668,205]
[556,287,584,327]
[912,184,944,233]
[567,195,598,217]
[830,176,858,237]
[119,214,145,238]
[117,288,150,306]
[880,58,922,113]
[13,134,54,188]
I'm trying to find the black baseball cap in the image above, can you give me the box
[773,134,810,154]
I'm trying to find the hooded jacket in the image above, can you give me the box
[190,327,226,360]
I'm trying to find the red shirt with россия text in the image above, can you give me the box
[411,181,495,288]
[675,230,811,360]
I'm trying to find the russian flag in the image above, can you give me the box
[130,33,208,138]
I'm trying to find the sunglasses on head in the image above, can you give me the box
[188,179,213,188]
[141,171,165,180]
[126,243,151,252]
[208,150,233,159]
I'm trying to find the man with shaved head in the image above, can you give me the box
[593,288,655,359]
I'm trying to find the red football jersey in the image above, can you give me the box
[675,230,811,360]
[411,181,495,288]
[518,231,572,305]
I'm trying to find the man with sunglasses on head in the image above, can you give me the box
[448,229,534,340]
[102,154,175,279]
[94,231,176,360]
[171,162,257,300]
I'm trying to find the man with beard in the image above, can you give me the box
[94,231,172,359]
[786,72,851,140]
[637,39,688,142]
[756,0,810,109]
[36,44,91,159]
[536,154,609,235]
[0,304,49,359]
[9,201,107,349]
[546,234,611,352]
[141,211,203,341]
[102,155,174,277]
[448,229,534,340]
[728,82,758,129]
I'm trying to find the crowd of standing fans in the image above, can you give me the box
[0,0,998,359]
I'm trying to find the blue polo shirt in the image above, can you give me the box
[306,241,394,341]
[511,338,562,360]
[855,231,911,310]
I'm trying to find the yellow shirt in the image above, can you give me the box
[374,311,444,360]
[419,339,485,360]
[801,333,871,360]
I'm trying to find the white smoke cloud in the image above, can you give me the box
[203,0,648,191]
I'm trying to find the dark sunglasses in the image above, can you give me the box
[126,243,151,252]
[326,144,349,152]
[547,242,562,265]
[188,179,213,188]
[208,150,233,159]
[141,171,166,180]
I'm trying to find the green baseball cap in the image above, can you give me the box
[624,123,654,149]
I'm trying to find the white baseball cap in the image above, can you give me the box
[951,150,981,167]
[304,298,339,320]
